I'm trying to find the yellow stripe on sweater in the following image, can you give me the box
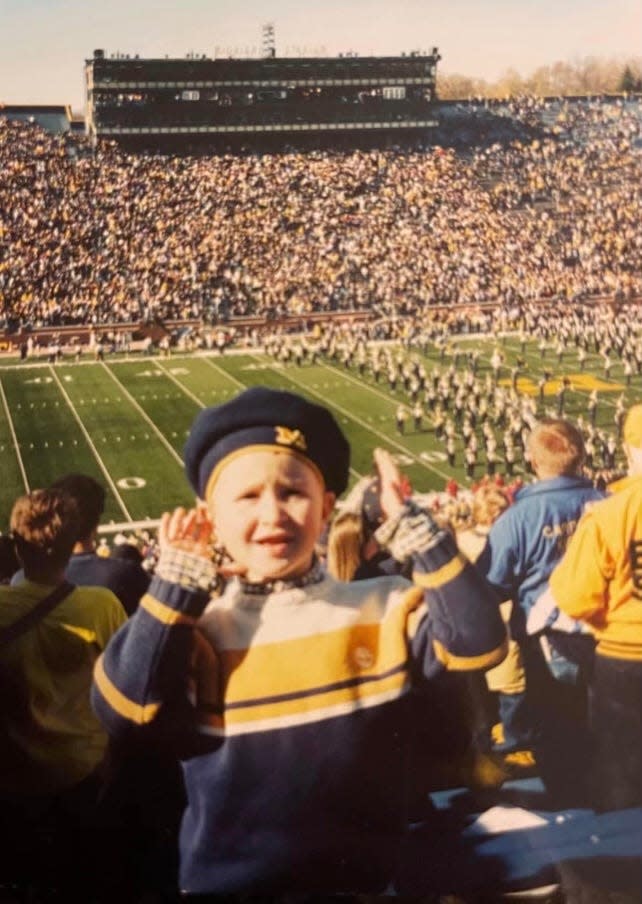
[93,655,161,724]
[412,555,466,589]
[217,612,413,707]
[141,595,198,626]
[433,637,509,672]
[197,679,410,737]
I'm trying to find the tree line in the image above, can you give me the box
[438,56,642,99]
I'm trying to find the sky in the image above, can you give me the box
[1,0,641,112]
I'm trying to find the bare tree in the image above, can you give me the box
[438,55,642,99]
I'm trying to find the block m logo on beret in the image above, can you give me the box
[275,426,307,451]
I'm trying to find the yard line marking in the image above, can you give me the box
[154,360,206,407]
[0,374,30,492]
[319,359,412,410]
[100,363,184,467]
[201,355,245,389]
[49,366,131,520]
[251,355,448,481]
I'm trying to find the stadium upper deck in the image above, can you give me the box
[85,48,441,149]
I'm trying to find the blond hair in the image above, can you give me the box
[326,512,365,582]
[471,483,511,527]
[527,418,585,477]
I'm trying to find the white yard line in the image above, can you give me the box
[252,354,451,481]
[154,360,206,408]
[201,354,246,389]
[100,362,184,467]
[0,374,30,492]
[320,359,415,408]
[49,366,132,520]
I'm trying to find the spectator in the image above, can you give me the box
[326,475,408,582]
[475,418,605,805]
[50,473,150,614]
[0,488,126,897]
[457,478,527,771]
[46,475,182,898]
[535,403,642,811]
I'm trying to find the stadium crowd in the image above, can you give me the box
[1,95,641,334]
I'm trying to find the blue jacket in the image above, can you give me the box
[476,475,605,641]
[65,553,150,616]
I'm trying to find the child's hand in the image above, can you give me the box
[159,505,214,559]
[373,448,406,521]
[159,505,246,581]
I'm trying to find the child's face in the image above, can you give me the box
[209,449,335,583]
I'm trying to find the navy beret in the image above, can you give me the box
[184,386,351,499]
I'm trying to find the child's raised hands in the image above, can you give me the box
[373,448,406,521]
[159,505,214,559]
[158,505,246,581]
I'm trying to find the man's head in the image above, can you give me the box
[526,418,585,479]
[50,473,106,546]
[622,404,642,475]
[10,489,80,579]
[184,387,350,582]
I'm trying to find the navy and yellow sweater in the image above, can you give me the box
[92,516,506,895]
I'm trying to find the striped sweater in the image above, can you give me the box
[92,516,506,895]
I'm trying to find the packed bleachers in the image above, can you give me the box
[1,95,641,337]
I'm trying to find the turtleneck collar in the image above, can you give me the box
[236,558,325,597]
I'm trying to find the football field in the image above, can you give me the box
[0,335,635,533]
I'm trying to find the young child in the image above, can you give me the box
[92,386,506,897]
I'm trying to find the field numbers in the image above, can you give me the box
[117,477,146,490]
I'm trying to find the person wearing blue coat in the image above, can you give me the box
[476,418,605,806]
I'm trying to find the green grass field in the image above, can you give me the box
[0,334,636,533]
